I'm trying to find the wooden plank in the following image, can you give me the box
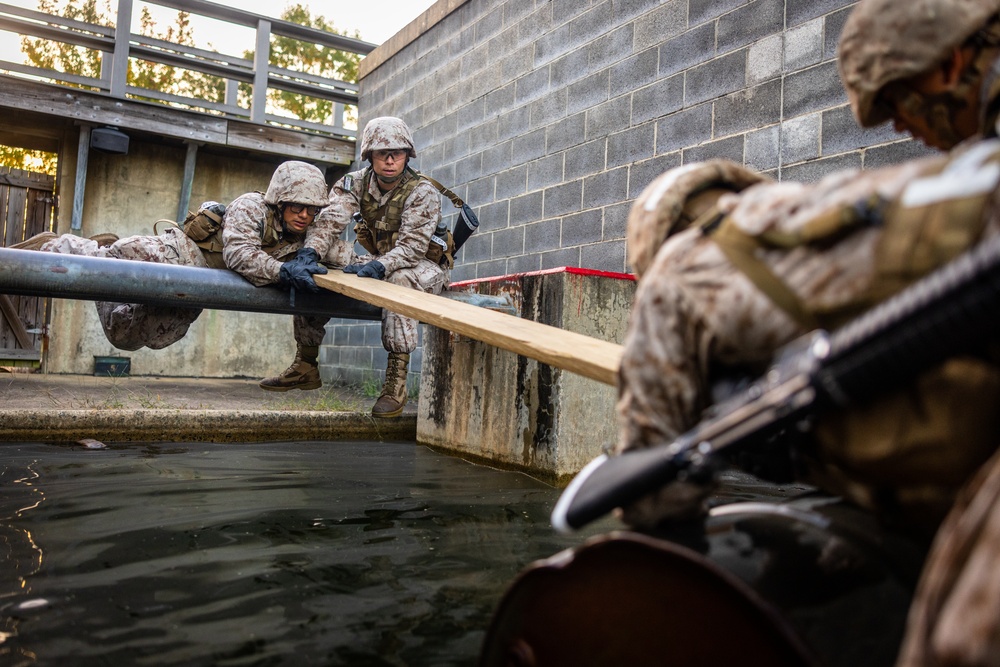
[25,188,52,236]
[0,171,54,191]
[23,188,51,351]
[0,182,11,246]
[0,76,229,144]
[0,348,41,361]
[314,272,623,386]
[0,294,33,349]
[5,186,25,243]
[227,121,355,165]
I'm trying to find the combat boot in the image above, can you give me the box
[372,352,409,418]
[9,231,56,250]
[259,344,322,391]
[89,233,119,247]
[8,232,117,251]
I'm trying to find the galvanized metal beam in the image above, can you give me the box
[0,248,517,319]
[0,248,381,320]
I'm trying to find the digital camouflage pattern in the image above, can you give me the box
[299,164,446,353]
[621,147,1000,667]
[896,447,1000,667]
[617,149,1000,525]
[359,116,417,162]
[627,159,769,280]
[837,17,1000,662]
[222,192,305,286]
[838,0,1000,127]
[216,186,356,349]
[981,55,1000,137]
[263,160,329,207]
[40,228,207,350]
[37,162,334,351]
[222,160,333,287]
[379,259,449,352]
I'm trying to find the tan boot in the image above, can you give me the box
[259,344,322,391]
[372,352,409,418]
[89,233,119,247]
[9,231,56,250]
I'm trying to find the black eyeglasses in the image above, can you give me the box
[287,203,322,216]
[372,149,407,161]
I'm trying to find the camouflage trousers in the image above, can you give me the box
[896,448,1000,667]
[42,228,208,351]
[294,257,448,353]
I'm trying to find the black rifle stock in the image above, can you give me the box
[552,232,1000,534]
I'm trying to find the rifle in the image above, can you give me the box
[552,231,1000,533]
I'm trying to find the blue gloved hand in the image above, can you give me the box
[343,260,386,280]
[278,247,328,293]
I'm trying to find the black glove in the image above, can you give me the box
[343,260,386,280]
[278,247,328,292]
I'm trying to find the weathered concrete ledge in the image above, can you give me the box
[0,410,416,443]
[418,267,636,484]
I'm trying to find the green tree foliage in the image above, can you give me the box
[19,0,222,98]
[240,5,361,127]
[0,146,58,176]
[20,0,110,80]
[129,6,225,105]
[2,1,359,174]
[6,0,220,173]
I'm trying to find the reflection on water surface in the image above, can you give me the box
[0,441,604,666]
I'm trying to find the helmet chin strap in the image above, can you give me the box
[377,172,404,184]
[976,46,1000,136]
[277,203,290,234]
[927,95,968,148]
[891,45,990,149]
[926,43,1000,147]
[372,157,408,188]
[897,87,969,149]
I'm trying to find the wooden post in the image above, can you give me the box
[71,125,90,233]
[251,19,271,124]
[176,141,199,223]
[110,0,133,98]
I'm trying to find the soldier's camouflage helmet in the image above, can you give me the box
[839,0,1000,127]
[360,116,417,162]
[264,161,329,208]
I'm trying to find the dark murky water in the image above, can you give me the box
[0,441,610,666]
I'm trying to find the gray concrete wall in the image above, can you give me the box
[46,132,303,379]
[322,0,935,389]
[357,0,938,280]
[417,269,634,482]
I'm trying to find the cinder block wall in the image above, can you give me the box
[321,0,934,389]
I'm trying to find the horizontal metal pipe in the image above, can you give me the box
[0,247,382,320]
[0,248,518,319]
[438,290,518,316]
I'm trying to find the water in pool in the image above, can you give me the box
[0,440,609,666]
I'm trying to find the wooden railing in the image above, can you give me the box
[0,0,374,139]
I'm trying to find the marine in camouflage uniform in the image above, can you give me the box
[620,153,1000,523]
[263,116,447,418]
[838,2,1000,665]
[619,1,1000,664]
[14,161,331,353]
[34,228,209,350]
